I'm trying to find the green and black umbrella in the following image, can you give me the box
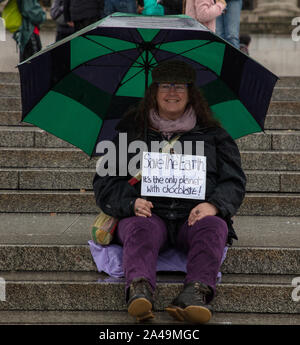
[18,13,278,156]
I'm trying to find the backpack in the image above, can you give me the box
[2,0,22,33]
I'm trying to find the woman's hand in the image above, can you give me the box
[134,198,153,217]
[188,202,218,226]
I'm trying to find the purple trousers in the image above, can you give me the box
[117,214,228,298]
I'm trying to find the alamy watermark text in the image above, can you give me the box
[292,17,300,42]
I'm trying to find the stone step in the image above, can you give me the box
[0,213,299,247]
[0,191,299,215]
[0,168,93,190]
[0,111,23,126]
[0,212,298,321]
[1,168,300,193]
[0,97,21,111]
[0,244,299,274]
[0,148,96,169]
[272,87,300,101]
[277,77,300,88]
[0,126,75,149]
[1,96,300,115]
[241,151,300,171]
[268,101,300,115]
[1,74,299,87]
[245,171,300,192]
[237,130,300,151]
[265,115,300,130]
[0,310,299,325]
[0,272,298,314]
[0,73,19,84]
[0,74,298,90]
[240,193,300,216]
[1,111,299,130]
[0,148,299,171]
[1,126,300,151]
[0,83,20,97]
[2,82,300,101]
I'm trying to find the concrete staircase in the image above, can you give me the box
[0,72,299,325]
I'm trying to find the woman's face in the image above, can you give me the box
[156,83,189,120]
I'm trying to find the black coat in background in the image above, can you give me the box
[93,114,246,245]
[161,0,183,14]
[63,0,104,24]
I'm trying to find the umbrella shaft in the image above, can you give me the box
[144,49,150,93]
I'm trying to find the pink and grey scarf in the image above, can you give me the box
[149,106,197,139]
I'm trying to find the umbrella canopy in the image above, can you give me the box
[18,13,278,156]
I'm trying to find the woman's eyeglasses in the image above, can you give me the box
[158,83,188,93]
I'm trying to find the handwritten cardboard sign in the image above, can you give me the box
[141,152,206,200]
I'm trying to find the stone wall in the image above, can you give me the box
[249,34,300,76]
[241,0,300,35]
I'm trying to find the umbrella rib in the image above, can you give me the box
[159,40,214,60]
[118,66,146,88]
[83,36,144,67]
[134,46,158,70]
[84,33,155,91]
[155,41,217,75]
[147,39,215,74]
[147,29,170,64]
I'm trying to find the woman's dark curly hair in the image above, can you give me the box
[127,82,221,139]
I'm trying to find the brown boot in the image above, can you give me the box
[127,278,154,322]
[166,282,213,324]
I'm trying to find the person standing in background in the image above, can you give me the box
[63,0,104,32]
[104,0,136,16]
[50,0,74,41]
[185,0,226,32]
[14,0,46,62]
[216,0,243,49]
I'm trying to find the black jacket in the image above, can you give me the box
[161,0,183,14]
[63,0,104,22]
[93,115,246,245]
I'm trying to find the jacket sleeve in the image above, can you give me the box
[93,174,139,218]
[206,128,246,219]
[50,0,63,20]
[194,0,225,23]
[22,0,46,26]
[93,133,140,218]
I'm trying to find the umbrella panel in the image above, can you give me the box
[158,40,226,76]
[23,91,103,156]
[70,35,137,70]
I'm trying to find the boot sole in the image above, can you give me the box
[128,297,154,322]
[165,305,212,324]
